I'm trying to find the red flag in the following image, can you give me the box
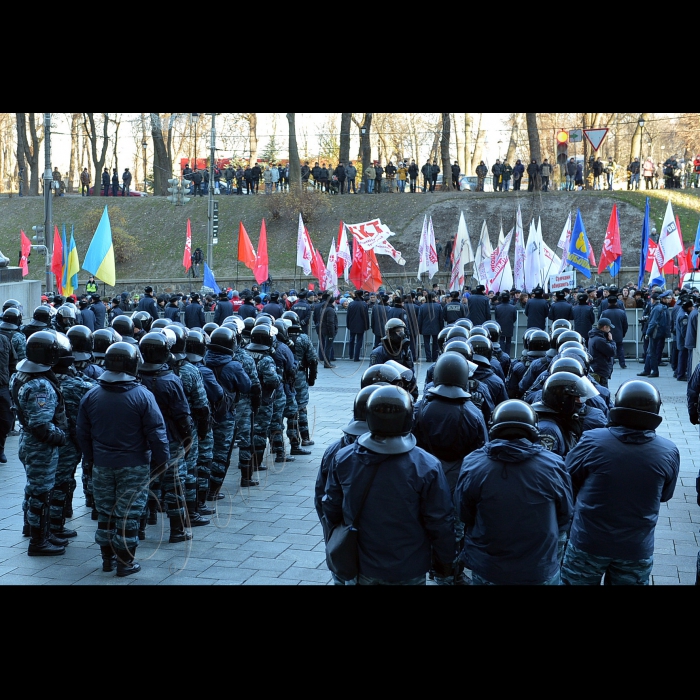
[646,240,658,272]
[598,204,622,274]
[237,222,256,271]
[348,236,383,292]
[678,245,690,277]
[366,248,383,292]
[311,248,326,287]
[19,230,31,277]
[183,219,192,272]
[253,219,269,285]
[51,226,64,294]
[336,221,346,277]
[348,237,366,290]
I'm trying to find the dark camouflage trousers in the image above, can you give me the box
[211,418,235,489]
[287,373,309,444]
[19,433,58,528]
[51,443,81,523]
[270,390,294,452]
[561,543,653,585]
[196,428,214,494]
[151,441,186,521]
[253,401,274,454]
[93,463,149,554]
[235,397,254,467]
[183,433,199,505]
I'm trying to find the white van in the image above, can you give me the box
[682,272,700,289]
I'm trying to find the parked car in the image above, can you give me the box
[89,185,147,197]
[460,175,494,192]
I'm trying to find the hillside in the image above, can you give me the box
[2,187,699,292]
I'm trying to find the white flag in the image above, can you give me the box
[449,212,470,292]
[513,205,526,290]
[418,215,439,280]
[337,223,352,282]
[557,212,572,273]
[524,219,543,292]
[474,220,493,285]
[658,199,682,266]
[488,227,514,294]
[324,239,338,292]
[542,242,562,290]
[296,213,312,275]
[537,217,547,287]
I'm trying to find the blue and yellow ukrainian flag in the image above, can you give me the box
[63,226,80,297]
[82,207,115,287]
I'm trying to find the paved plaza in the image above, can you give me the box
[0,355,698,586]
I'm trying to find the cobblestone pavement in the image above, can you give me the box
[0,355,697,585]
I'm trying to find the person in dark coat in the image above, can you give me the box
[136,286,160,321]
[548,290,574,322]
[164,296,182,322]
[184,294,206,329]
[101,168,110,196]
[238,296,258,321]
[78,299,96,332]
[418,292,444,363]
[562,380,679,585]
[572,293,596,337]
[587,318,617,387]
[322,386,456,585]
[403,293,421,361]
[319,293,338,368]
[213,292,234,325]
[465,285,491,326]
[292,291,312,336]
[455,400,573,585]
[262,292,284,319]
[494,292,517,357]
[346,290,370,362]
[370,296,389,348]
[603,296,628,369]
[90,295,106,329]
[525,287,549,330]
[444,291,467,324]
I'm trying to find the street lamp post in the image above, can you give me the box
[43,113,53,295]
[142,139,148,194]
[207,113,217,270]
[191,113,200,169]
[637,118,645,191]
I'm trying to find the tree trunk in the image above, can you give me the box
[465,113,474,173]
[339,112,352,165]
[453,114,462,173]
[525,113,542,191]
[287,113,301,194]
[249,113,258,165]
[440,112,451,191]
[471,114,485,172]
[360,113,373,179]
[16,113,41,195]
[111,115,121,174]
[68,113,79,193]
[84,113,110,196]
[150,113,172,196]
[505,116,519,165]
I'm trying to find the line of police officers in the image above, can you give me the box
[316,309,682,586]
[0,296,317,577]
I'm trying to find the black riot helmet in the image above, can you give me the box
[111,315,135,338]
[360,364,402,388]
[20,330,60,372]
[66,325,93,361]
[551,319,572,332]
[93,328,117,358]
[167,324,189,361]
[609,380,663,430]
[343,385,382,437]
[466,336,493,366]
[558,340,585,355]
[549,357,584,377]
[247,325,275,352]
[139,331,173,370]
[358,386,417,455]
[527,329,550,354]
[2,298,22,313]
[443,339,475,368]
[488,399,540,443]
[469,326,489,339]
[550,327,569,350]
[185,330,207,363]
[282,311,302,335]
[454,319,473,331]
[202,322,219,338]
[556,330,584,349]
[522,328,540,350]
[241,317,255,343]
[559,343,591,376]
[101,342,140,383]
[131,311,154,333]
[254,315,273,327]
[55,305,77,330]
[482,321,501,344]
[274,319,290,344]
[151,318,172,330]
[429,352,473,400]
[26,305,51,329]
[209,326,236,355]
[536,372,599,416]
[445,326,470,343]
[383,318,407,351]
[54,332,75,368]
[436,327,452,355]
[0,306,22,329]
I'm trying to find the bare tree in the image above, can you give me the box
[16,113,42,196]
[287,113,301,194]
[440,113,452,191]
[505,114,521,165]
[464,113,474,173]
[83,113,110,196]
[471,114,486,172]
[352,113,373,179]
[453,114,462,173]
[150,113,178,196]
[630,112,650,164]
[67,113,80,193]
[339,112,352,165]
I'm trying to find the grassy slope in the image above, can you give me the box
[2,188,699,290]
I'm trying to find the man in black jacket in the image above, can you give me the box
[347,290,370,361]
[251,163,261,193]
[184,293,206,329]
[335,162,347,194]
[374,162,384,193]
[192,169,204,197]
[466,285,491,326]
[136,286,160,321]
[587,318,617,387]
[418,292,444,363]
[525,287,549,330]
[319,292,338,368]
[451,161,461,190]
[408,160,419,193]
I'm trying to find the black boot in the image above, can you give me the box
[22,509,30,537]
[147,498,158,525]
[289,443,312,456]
[50,517,77,539]
[138,513,147,541]
[186,501,210,527]
[275,449,295,463]
[301,433,315,447]
[169,516,193,544]
[28,495,65,557]
[115,547,141,577]
[100,545,117,572]
[240,464,260,488]
[85,493,94,509]
[64,480,76,519]
[197,487,215,515]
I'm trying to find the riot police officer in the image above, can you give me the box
[269,319,298,463]
[369,318,417,400]
[10,331,68,556]
[77,342,169,576]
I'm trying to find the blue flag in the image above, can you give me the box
[692,218,700,271]
[203,263,220,294]
[638,198,650,289]
[567,209,591,278]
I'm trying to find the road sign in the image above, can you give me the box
[569,129,583,143]
[583,128,609,151]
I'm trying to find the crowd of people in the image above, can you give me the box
[2,272,698,584]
